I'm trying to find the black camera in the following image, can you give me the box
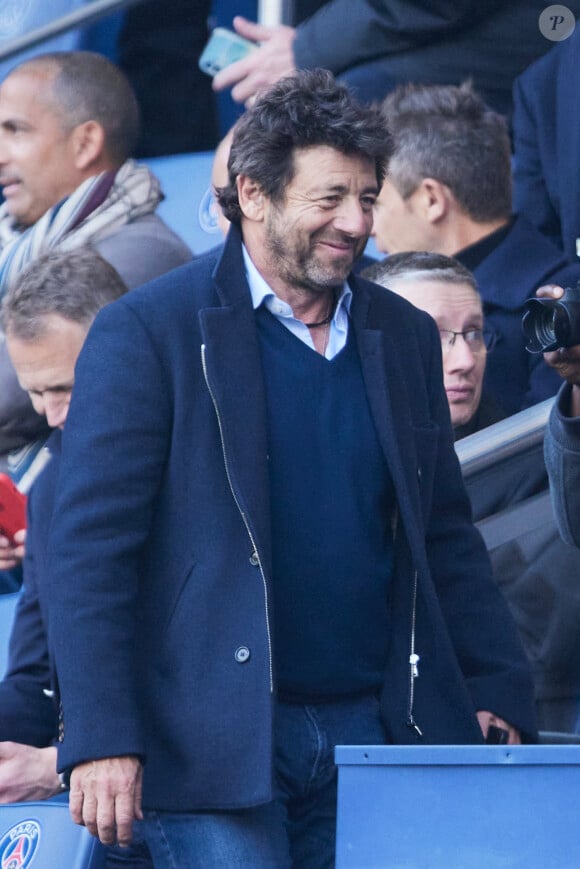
[522,283,580,353]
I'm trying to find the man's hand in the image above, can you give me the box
[476,711,521,744]
[0,743,60,802]
[0,528,26,571]
[69,755,143,847]
[537,284,580,415]
[212,16,297,106]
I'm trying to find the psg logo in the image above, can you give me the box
[198,186,222,236]
[0,820,41,869]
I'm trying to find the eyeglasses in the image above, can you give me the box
[438,328,496,354]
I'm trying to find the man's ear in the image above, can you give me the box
[417,177,453,225]
[71,120,107,171]
[236,174,265,221]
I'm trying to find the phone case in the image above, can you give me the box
[0,474,27,542]
[199,27,256,77]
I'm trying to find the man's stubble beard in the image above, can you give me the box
[265,216,362,297]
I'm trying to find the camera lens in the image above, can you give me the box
[522,301,560,352]
[522,286,580,353]
[533,308,559,350]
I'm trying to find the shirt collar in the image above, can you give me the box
[242,243,352,318]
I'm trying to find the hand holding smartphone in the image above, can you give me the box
[199,27,256,77]
[0,474,27,544]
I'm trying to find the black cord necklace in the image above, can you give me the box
[304,290,338,329]
[304,312,334,328]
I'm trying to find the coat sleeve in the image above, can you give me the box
[293,0,504,74]
[419,316,537,739]
[544,383,580,548]
[46,299,172,771]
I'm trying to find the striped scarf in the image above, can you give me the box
[0,159,162,297]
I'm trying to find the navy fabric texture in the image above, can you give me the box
[513,27,580,263]
[0,432,60,746]
[256,310,394,699]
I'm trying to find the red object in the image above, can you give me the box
[0,474,27,543]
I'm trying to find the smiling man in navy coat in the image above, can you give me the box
[47,70,536,868]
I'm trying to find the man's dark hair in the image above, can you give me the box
[217,68,393,224]
[363,251,479,295]
[0,247,127,340]
[11,52,140,163]
[382,82,512,222]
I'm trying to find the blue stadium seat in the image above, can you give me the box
[0,592,19,678]
[145,152,223,255]
[0,801,106,867]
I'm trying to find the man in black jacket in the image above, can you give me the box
[212,0,575,117]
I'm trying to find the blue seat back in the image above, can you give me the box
[145,152,223,255]
[0,801,105,867]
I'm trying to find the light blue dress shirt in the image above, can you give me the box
[242,244,352,360]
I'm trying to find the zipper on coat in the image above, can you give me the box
[393,505,423,738]
[407,567,423,738]
[201,344,274,692]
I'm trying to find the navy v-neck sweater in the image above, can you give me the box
[255,309,395,700]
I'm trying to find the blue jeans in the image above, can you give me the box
[140,693,387,868]
[106,836,154,868]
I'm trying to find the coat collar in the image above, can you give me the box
[198,225,272,567]
[473,214,569,310]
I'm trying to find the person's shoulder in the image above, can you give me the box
[109,243,225,319]
[517,24,579,91]
[123,212,192,256]
[94,213,193,290]
[352,273,435,332]
[485,214,575,288]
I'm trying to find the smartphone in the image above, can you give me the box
[485,724,509,745]
[0,474,27,543]
[199,27,256,77]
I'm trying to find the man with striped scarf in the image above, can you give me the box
[0,51,191,582]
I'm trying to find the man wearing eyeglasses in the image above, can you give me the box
[371,81,580,416]
[364,252,504,439]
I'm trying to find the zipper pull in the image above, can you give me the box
[407,716,423,738]
[409,653,420,679]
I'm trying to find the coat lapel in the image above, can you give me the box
[351,282,426,556]
[198,229,272,571]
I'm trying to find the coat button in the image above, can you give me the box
[235,646,251,663]
[417,466,422,481]
[249,551,259,567]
